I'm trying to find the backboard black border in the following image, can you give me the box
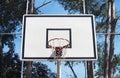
[21,14,97,61]
[46,28,72,48]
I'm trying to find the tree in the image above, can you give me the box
[0,0,26,78]
[23,62,57,78]
[94,40,104,77]
[4,53,21,78]
[32,62,57,78]
[108,0,117,78]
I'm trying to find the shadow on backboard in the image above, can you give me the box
[48,49,67,61]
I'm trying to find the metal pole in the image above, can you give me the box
[84,61,87,78]
[0,32,120,35]
[21,0,29,78]
[82,0,94,77]
[82,0,86,14]
[26,0,29,14]
[0,33,21,35]
[82,0,88,78]
[21,61,24,78]
[96,33,120,35]
[57,60,61,78]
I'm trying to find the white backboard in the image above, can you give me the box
[21,14,97,61]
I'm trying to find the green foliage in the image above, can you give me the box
[56,0,83,14]
[114,54,120,74]
[0,0,26,33]
[23,62,57,78]
[0,1,26,77]
[4,53,21,78]
[94,41,104,77]
[32,62,56,78]
[115,74,120,78]
[56,0,106,14]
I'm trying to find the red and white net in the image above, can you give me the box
[48,38,69,59]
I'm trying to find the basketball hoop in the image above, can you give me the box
[48,38,69,59]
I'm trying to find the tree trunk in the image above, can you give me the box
[104,34,109,78]
[86,61,94,78]
[28,0,34,14]
[0,40,6,78]
[104,0,116,78]
[103,1,111,77]
[108,0,116,78]
[26,61,32,78]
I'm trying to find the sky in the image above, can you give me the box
[12,0,120,78]
[35,0,68,14]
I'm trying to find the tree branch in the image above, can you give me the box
[35,1,52,11]
[68,62,77,78]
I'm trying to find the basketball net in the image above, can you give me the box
[48,38,69,59]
